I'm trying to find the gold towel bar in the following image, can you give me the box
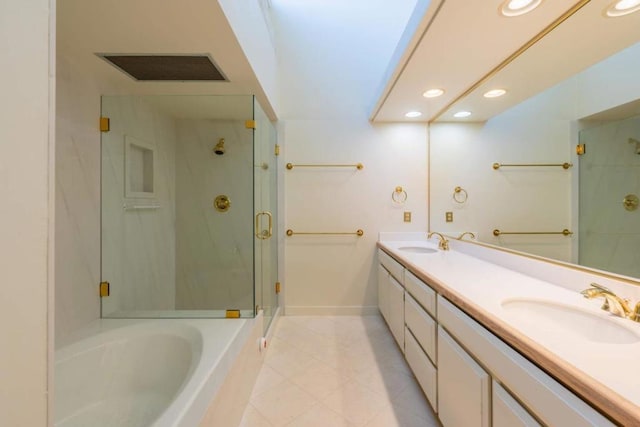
[493,162,572,170]
[286,163,364,170]
[493,229,573,237]
[286,229,364,237]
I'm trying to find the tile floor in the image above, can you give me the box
[239,316,440,427]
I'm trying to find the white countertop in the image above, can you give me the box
[378,238,640,419]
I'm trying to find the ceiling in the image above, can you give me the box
[371,0,640,123]
[57,0,277,120]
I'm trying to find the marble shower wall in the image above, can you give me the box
[101,96,177,315]
[55,55,104,345]
[579,116,640,278]
[175,120,255,311]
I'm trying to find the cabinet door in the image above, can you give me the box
[405,293,437,363]
[388,275,405,351]
[405,327,437,410]
[438,326,490,427]
[377,264,389,322]
[493,381,541,427]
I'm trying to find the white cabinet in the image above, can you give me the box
[378,249,403,283]
[377,264,389,322]
[388,275,405,350]
[405,326,438,410]
[404,293,436,363]
[438,326,490,427]
[378,248,614,427]
[493,381,541,427]
[405,270,436,317]
[438,296,613,427]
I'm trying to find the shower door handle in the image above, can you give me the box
[255,211,273,240]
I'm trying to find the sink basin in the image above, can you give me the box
[501,299,640,344]
[398,246,438,254]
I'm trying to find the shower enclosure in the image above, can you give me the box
[100,95,278,329]
[578,114,640,279]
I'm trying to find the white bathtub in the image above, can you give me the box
[55,318,254,427]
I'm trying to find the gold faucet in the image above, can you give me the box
[457,231,476,241]
[580,283,640,321]
[428,231,449,251]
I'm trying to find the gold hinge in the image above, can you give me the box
[275,144,280,156]
[245,120,256,129]
[99,281,110,297]
[226,309,241,318]
[576,144,586,155]
[100,117,110,132]
[275,281,281,294]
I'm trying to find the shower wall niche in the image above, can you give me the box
[101,95,278,321]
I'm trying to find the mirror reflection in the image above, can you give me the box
[429,6,640,280]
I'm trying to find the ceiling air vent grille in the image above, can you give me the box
[99,55,226,81]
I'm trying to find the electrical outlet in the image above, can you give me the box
[446,211,453,222]
[404,212,412,222]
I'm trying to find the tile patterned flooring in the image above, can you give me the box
[239,316,440,427]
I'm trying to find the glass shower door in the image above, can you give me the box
[254,99,279,331]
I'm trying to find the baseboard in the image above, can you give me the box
[285,305,380,316]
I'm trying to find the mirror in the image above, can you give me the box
[429,1,640,280]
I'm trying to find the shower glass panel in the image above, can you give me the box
[100,95,277,319]
[578,114,640,278]
[254,98,279,331]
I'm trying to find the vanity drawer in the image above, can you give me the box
[437,296,614,427]
[378,249,404,283]
[405,326,437,411]
[405,269,436,317]
[405,293,436,363]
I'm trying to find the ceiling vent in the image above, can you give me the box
[98,54,227,81]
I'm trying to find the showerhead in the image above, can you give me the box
[214,138,225,155]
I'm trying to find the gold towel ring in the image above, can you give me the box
[453,186,468,204]
[392,186,408,204]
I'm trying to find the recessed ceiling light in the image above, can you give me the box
[605,0,640,16]
[483,89,507,98]
[405,111,422,118]
[423,88,445,98]
[453,111,472,118]
[500,0,542,17]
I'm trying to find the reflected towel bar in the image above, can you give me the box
[286,229,364,237]
[492,162,572,170]
[123,204,161,211]
[493,229,573,236]
[286,163,364,170]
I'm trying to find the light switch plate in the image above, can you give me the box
[404,212,412,222]
[446,211,453,222]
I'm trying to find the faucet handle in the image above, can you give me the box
[631,302,640,322]
[580,282,611,298]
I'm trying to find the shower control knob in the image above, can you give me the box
[214,195,231,212]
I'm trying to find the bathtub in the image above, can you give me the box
[54,317,256,427]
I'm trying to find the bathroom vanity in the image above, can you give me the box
[378,234,640,426]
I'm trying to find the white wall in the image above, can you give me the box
[272,0,425,314]
[218,0,279,116]
[430,41,640,263]
[0,1,53,425]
